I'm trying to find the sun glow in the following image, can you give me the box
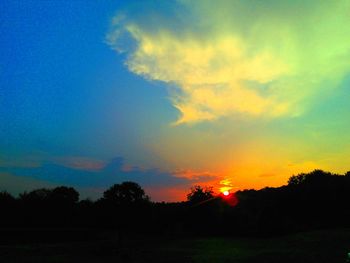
[223,190,230,196]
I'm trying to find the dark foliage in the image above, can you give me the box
[0,170,349,240]
[187,185,214,204]
[103,181,149,205]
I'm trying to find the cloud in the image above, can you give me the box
[51,156,106,171]
[107,0,350,124]
[172,169,218,180]
[219,178,237,192]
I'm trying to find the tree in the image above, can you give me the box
[102,182,150,241]
[0,191,16,226]
[103,181,149,205]
[0,191,15,203]
[19,188,52,202]
[288,173,306,186]
[51,186,79,204]
[288,169,332,186]
[187,185,214,203]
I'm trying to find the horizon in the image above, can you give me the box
[1,167,349,203]
[2,0,350,202]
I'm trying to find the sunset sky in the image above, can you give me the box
[1,0,350,201]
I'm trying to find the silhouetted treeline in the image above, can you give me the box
[1,170,349,239]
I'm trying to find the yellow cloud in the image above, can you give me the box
[107,0,350,124]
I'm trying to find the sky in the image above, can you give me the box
[1,0,350,202]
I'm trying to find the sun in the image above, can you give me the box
[223,190,230,196]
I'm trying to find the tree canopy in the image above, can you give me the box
[187,185,214,203]
[103,181,149,205]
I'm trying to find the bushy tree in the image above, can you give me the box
[19,188,52,202]
[187,185,214,204]
[51,186,79,203]
[288,169,332,186]
[103,181,149,205]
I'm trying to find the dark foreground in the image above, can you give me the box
[0,228,349,263]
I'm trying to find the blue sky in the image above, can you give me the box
[1,1,183,200]
[1,1,176,159]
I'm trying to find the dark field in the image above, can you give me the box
[0,228,349,263]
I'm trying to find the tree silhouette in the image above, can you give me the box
[19,188,52,203]
[0,191,16,225]
[288,173,306,186]
[0,171,349,237]
[187,185,214,204]
[288,169,333,186]
[0,191,15,203]
[101,182,151,247]
[51,186,79,204]
[103,181,149,205]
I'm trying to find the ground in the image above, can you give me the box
[0,228,349,263]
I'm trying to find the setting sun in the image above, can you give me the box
[223,190,230,196]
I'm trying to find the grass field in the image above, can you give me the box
[0,228,349,263]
